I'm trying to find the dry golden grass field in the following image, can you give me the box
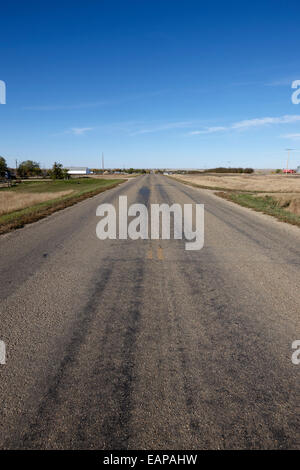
[0,178,124,234]
[0,190,74,216]
[171,173,300,218]
[171,173,300,192]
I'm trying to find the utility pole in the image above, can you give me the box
[102,152,104,171]
[285,148,295,173]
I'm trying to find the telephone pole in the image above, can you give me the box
[102,152,104,171]
[285,148,295,173]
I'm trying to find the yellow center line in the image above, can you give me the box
[157,246,164,260]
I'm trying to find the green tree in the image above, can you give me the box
[50,162,64,179]
[62,168,70,180]
[0,156,8,177]
[18,160,42,177]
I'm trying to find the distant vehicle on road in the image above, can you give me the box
[283,169,296,174]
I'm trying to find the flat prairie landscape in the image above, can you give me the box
[171,173,300,192]
[171,173,300,222]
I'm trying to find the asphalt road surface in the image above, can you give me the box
[0,174,299,449]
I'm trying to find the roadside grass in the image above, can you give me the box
[218,192,300,227]
[0,178,125,234]
[0,178,114,193]
[170,175,300,228]
[0,190,74,216]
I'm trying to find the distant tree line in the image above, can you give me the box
[1,157,256,180]
[127,168,148,174]
[2,157,152,180]
[91,168,149,174]
[202,167,254,174]
[0,157,71,180]
[158,168,255,175]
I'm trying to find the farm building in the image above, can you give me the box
[65,167,91,175]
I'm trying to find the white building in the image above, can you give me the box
[66,167,91,175]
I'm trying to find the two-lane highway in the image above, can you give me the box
[0,174,299,449]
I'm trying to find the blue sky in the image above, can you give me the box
[1,0,300,169]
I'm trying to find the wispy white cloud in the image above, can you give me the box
[67,127,94,135]
[281,133,300,140]
[56,115,300,139]
[189,114,300,135]
[232,115,300,129]
[189,126,226,135]
[56,120,194,137]
[130,121,195,136]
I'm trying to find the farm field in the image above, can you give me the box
[171,173,300,192]
[0,178,124,234]
[170,173,300,224]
